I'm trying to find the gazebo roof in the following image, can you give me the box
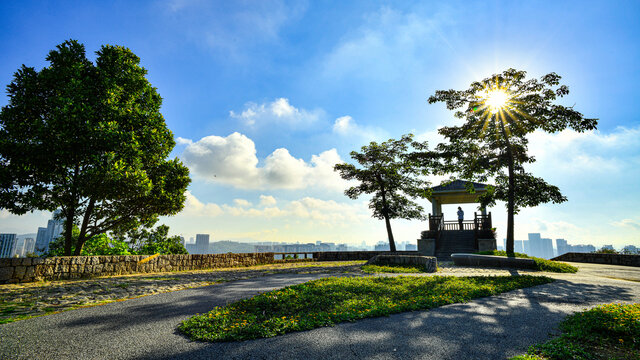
[429,180,488,204]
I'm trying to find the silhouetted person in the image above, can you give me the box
[457,206,464,230]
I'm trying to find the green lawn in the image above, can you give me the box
[361,264,431,273]
[180,275,554,342]
[511,303,640,360]
[475,250,578,273]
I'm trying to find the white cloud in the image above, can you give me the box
[230,98,322,127]
[233,199,251,207]
[259,195,277,206]
[177,192,368,225]
[164,1,305,57]
[611,219,640,231]
[180,191,223,217]
[180,132,349,191]
[528,126,640,175]
[175,137,193,145]
[180,132,260,188]
[321,7,449,82]
[332,115,388,142]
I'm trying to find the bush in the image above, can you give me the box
[475,250,578,273]
[517,303,640,360]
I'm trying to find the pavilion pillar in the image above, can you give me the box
[431,199,442,216]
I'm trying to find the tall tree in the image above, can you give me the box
[334,134,430,252]
[427,68,597,254]
[0,40,191,255]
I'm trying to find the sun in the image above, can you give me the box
[485,89,510,114]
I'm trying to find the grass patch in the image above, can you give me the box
[180,275,554,342]
[475,250,578,273]
[512,303,640,360]
[361,264,429,273]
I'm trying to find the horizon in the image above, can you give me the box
[1,0,639,249]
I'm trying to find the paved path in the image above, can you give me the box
[1,262,639,360]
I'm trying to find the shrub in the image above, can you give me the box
[475,250,578,273]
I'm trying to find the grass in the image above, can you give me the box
[179,275,554,342]
[511,303,640,360]
[475,250,578,273]
[361,264,431,273]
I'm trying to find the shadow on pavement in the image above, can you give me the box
[144,279,639,360]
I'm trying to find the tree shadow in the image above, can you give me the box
[144,279,639,360]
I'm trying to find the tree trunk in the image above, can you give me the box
[63,207,75,256]
[377,174,397,252]
[500,120,515,255]
[73,198,95,256]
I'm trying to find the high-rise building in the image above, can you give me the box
[374,241,390,251]
[0,234,18,258]
[34,210,64,255]
[504,239,528,254]
[528,233,554,258]
[556,239,569,256]
[34,227,49,255]
[195,234,210,254]
[22,238,35,256]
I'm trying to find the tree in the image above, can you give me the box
[427,68,597,254]
[334,134,430,252]
[0,40,191,256]
[118,224,187,255]
[47,226,132,256]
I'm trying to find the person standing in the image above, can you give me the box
[457,206,464,230]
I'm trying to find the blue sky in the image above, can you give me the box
[1,0,639,248]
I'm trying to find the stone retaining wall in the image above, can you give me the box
[0,250,422,284]
[552,252,640,267]
[313,251,420,261]
[0,253,276,284]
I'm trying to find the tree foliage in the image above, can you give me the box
[334,134,430,251]
[427,68,597,253]
[0,40,191,256]
[118,224,187,255]
[47,225,132,256]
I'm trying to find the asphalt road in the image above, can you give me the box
[1,263,639,360]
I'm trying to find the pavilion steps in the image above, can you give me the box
[435,230,477,261]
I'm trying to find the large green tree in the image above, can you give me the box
[116,224,188,255]
[427,68,597,254]
[334,134,430,252]
[0,40,191,256]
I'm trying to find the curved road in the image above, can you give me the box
[1,263,639,360]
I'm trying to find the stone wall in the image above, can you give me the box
[0,250,422,284]
[552,252,640,267]
[0,253,276,284]
[313,251,419,261]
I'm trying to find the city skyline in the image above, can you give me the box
[1,1,639,249]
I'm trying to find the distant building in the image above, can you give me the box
[22,238,36,256]
[374,241,390,251]
[34,210,64,255]
[556,239,569,256]
[0,234,18,258]
[195,234,210,254]
[405,243,417,251]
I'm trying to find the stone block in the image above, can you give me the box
[21,258,33,266]
[11,258,22,266]
[366,255,437,272]
[417,238,436,256]
[478,239,497,252]
[31,258,45,265]
[0,258,12,267]
[451,254,536,269]
[25,266,35,278]
[0,266,14,281]
[14,266,26,279]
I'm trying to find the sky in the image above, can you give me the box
[0,0,639,249]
